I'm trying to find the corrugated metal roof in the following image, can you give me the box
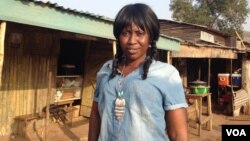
[0,0,115,39]
[159,19,231,37]
[32,0,114,22]
[0,0,181,51]
[31,0,183,45]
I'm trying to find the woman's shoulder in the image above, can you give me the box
[150,60,177,72]
[102,60,113,69]
[149,60,181,81]
[96,59,113,81]
[97,60,113,74]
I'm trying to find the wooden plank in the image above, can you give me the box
[33,56,39,113]
[28,56,33,113]
[14,56,20,116]
[37,57,44,113]
[0,22,6,87]
[0,56,5,134]
[45,71,52,141]
[234,99,249,106]
[112,41,116,57]
[22,56,27,114]
[227,115,250,121]
[171,45,238,59]
[18,55,25,116]
[1,56,8,135]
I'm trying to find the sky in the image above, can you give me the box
[44,0,250,31]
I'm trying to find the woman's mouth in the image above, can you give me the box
[127,48,138,54]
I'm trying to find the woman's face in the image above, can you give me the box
[119,22,150,63]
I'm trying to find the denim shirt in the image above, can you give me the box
[94,60,188,141]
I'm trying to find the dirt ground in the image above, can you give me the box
[1,101,250,141]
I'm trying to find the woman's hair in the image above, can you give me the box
[110,3,160,80]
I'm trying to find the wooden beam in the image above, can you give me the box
[171,45,238,59]
[167,51,170,64]
[235,30,246,49]
[0,22,6,87]
[112,41,116,57]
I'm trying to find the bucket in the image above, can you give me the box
[218,73,230,86]
[231,74,241,86]
[190,86,210,94]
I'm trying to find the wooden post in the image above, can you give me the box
[208,59,211,86]
[45,71,52,141]
[112,41,116,57]
[230,59,234,90]
[167,51,171,64]
[167,51,169,64]
[0,22,6,87]
[235,30,246,49]
[230,59,235,115]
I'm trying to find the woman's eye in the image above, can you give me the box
[121,31,129,36]
[137,31,145,36]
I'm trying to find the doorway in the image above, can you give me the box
[56,39,86,118]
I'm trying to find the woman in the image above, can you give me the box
[88,3,189,141]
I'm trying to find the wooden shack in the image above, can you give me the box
[160,19,249,116]
[0,0,181,136]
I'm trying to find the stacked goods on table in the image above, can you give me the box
[56,76,83,100]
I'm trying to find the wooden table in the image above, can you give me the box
[186,93,213,136]
[15,99,79,137]
[55,98,79,126]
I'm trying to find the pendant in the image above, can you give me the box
[117,91,123,98]
[115,97,126,120]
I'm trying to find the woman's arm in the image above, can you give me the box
[165,108,189,141]
[88,101,101,141]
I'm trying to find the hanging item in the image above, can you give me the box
[10,33,22,48]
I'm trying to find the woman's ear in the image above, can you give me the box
[148,40,153,47]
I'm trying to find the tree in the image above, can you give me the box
[170,0,250,35]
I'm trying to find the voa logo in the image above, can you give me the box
[226,129,246,136]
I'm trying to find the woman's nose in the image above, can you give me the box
[128,33,137,44]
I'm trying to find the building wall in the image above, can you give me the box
[0,22,114,136]
[0,23,58,135]
[80,41,113,117]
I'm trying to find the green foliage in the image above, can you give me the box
[170,0,250,35]
[170,0,196,23]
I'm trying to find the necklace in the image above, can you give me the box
[117,63,125,98]
[115,62,126,121]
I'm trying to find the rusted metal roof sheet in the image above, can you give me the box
[160,19,231,37]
